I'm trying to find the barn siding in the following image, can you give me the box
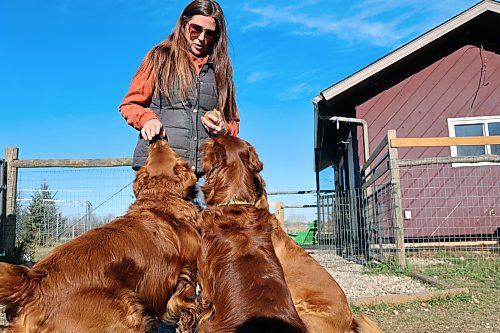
[356,45,500,238]
[357,44,500,164]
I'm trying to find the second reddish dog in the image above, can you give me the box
[197,136,307,333]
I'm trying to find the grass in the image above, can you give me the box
[353,254,500,333]
[34,243,64,262]
[422,254,499,285]
[364,256,412,276]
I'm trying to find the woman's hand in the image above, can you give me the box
[141,118,164,140]
[201,110,228,136]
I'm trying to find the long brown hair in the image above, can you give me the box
[139,0,238,122]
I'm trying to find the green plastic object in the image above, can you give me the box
[287,220,318,245]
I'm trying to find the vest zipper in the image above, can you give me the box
[193,72,202,172]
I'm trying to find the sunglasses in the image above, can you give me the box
[188,23,218,42]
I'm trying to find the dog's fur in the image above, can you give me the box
[0,140,200,333]
[197,136,307,333]
[271,223,383,333]
[199,136,383,333]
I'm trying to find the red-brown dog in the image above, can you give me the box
[0,140,200,333]
[197,136,307,333]
[272,224,384,332]
[199,136,384,333]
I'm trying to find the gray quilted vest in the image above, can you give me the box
[132,62,217,174]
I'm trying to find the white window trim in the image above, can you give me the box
[447,115,500,167]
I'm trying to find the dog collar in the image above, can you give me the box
[215,199,255,206]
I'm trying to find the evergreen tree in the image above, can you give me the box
[16,204,37,261]
[16,180,66,260]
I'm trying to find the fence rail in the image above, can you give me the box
[11,158,132,168]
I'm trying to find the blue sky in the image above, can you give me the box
[0,0,479,199]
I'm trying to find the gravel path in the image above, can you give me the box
[0,306,4,326]
[308,250,433,299]
[0,250,434,326]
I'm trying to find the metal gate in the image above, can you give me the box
[317,188,376,262]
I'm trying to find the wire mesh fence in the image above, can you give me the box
[13,167,135,260]
[399,159,499,271]
[267,190,318,233]
[316,132,500,274]
[4,158,321,262]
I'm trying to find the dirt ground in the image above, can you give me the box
[354,274,499,333]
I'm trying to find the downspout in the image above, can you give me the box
[312,96,324,245]
[313,94,370,173]
[326,116,370,166]
[314,97,371,256]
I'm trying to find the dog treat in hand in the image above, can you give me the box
[204,109,228,135]
[204,109,221,124]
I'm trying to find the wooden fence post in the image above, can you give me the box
[387,130,406,267]
[4,147,19,257]
[275,202,285,227]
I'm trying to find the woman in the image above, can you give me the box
[119,0,239,178]
[119,1,238,331]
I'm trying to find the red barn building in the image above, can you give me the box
[314,0,500,244]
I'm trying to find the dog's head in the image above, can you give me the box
[133,140,197,198]
[201,136,268,209]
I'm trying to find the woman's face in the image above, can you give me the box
[184,15,217,57]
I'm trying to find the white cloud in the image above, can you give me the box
[241,0,476,47]
[280,82,322,100]
[246,71,273,83]
[241,3,401,46]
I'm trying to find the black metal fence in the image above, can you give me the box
[317,184,395,263]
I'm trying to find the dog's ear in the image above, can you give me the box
[247,145,263,173]
[174,160,197,192]
[253,174,269,210]
[247,144,267,208]
[201,139,226,174]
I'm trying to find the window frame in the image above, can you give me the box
[448,115,500,167]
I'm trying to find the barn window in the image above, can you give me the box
[448,116,500,164]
